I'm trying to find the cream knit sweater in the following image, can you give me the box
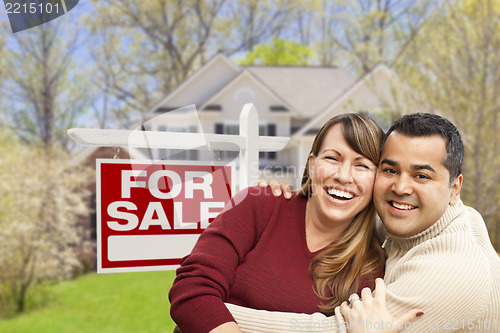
[226,200,500,332]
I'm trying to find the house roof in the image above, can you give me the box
[148,54,359,119]
[146,53,241,115]
[246,66,357,118]
[144,55,397,135]
[200,69,297,115]
[292,64,396,137]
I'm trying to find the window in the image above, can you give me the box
[235,88,255,102]
[155,125,198,161]
[203,104,222,111]
[215,123,277,161]
[260,124,277,160]
[214,123,239,161]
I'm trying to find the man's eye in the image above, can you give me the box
[383,168,397,174]
[416,174,430,180]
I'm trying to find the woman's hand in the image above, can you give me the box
[340,278,423,333]
[257,178,293,199]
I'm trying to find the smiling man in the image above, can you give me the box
[375,132,462,237]
[359,113,500,332]
[222,113,500,333]
[374,114,463,238]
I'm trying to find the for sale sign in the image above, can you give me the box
[96,159,234,273]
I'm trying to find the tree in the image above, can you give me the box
[0,140,91,316]
[220,0,296,53]
[85,0,297,127]
[297,0,436,73]
[0,18,89,151]
[238,37,315,65]
[86,0,229,127]
[396,0,500,249]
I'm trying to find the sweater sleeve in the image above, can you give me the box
[224,275,382,333]
[169,187,269,333]
[384,243,490,332]
[226,303,346,333]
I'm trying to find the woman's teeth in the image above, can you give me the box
[327,188,354,200]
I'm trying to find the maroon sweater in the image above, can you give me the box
[169,187,379,333]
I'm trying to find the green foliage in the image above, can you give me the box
[0,271,177,332]
[238,37,315,65]
[395,0,500,249]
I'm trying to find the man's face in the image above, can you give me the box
[374,132,462,237]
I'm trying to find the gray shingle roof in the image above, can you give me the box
[246,66,357,117]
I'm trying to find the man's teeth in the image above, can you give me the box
[327,188,354,199]
[392,202,415,210]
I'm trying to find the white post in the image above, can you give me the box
[239,103,259,190]
[68,103,290,190]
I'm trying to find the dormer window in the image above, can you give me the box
[203,104,222,111]
[270,105,288,112]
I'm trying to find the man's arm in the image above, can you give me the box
[340,279,423,333]
[226,246,489,333]
[226,303,346,333]
[382,241,489,332]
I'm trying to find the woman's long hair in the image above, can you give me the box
[299,113,386,315]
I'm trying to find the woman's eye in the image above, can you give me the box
[325,156,338,161]
[356,164,370,169]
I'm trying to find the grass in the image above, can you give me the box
[0,271,177,333]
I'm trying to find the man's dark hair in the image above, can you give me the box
[381,113,464,186]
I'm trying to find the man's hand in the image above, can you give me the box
[258,178,293,199]
[340,279,423,333]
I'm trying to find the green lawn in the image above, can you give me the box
[0,271,177,333]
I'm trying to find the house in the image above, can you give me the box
[68,55,402,271]
[130,54,400,189]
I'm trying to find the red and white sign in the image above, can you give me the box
[96,159,234,273]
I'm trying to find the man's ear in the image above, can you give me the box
[449,174,463,205]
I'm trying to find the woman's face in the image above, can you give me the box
[308,124,377,227]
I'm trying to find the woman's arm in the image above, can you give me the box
[169,188,264,333]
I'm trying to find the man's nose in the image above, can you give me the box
[391,174,413,196]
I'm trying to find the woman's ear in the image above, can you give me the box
[308,153,315,180]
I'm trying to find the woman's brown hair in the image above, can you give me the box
[299,113,386,315]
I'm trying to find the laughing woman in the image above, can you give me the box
[169,113,386,333]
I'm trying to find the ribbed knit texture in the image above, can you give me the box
[169,187,306,332]
[228,200,500,332]
[169,187,379,333]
